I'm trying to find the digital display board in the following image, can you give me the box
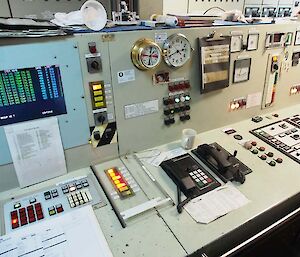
[0,65,67,126]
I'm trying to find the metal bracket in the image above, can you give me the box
[102,34,115,42]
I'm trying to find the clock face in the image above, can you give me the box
[163,34,191,68]
[140,45,161,69]
[233,58,251,83]
[131,39,162,70]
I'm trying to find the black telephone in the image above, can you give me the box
[192,142,252,184]
[160,153,221,213]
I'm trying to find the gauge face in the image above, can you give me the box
[140,45,161,69]
[233,58,251,83]
[131,39,162,70]
[163,34,191,68]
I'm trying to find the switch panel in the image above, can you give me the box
[105,167,135,199]
[163,80,191,126]
[265,33,285,49]
[4,175,105,233]
[86,54,102,73]
[90,81,106,110]
[262,54,280,108]
[229,97,247,111]
[290,85,300,95]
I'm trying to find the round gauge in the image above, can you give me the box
[163,34,192,68]
[131,38,162,70]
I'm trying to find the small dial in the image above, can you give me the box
[140,45,161,68]
[163,34,192,68]
[233,58,251,83]
[131,39,162,70]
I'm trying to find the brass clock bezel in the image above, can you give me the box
[162,33,192,68]
[131,38,162,70]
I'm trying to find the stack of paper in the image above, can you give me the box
[184,184,250,224]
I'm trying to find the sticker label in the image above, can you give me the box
[124,100,159,119]
[155,33,168,43]
[117,69,135,84]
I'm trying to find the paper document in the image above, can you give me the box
[184,184,250,224]
[4,117,67,187]
[0,206,113,257]
[137,147,186,167]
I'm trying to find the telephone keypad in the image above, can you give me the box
[189,169,213,187]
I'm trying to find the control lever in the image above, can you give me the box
[227,150,245,184]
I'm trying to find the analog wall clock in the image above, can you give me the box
[162,33,192,68]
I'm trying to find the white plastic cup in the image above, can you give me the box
[181,129,197,150]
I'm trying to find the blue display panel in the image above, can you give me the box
[0,65,67,126]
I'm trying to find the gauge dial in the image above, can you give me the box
[163,34,192,68]
[131,39,162,70]
[233,58,251,83]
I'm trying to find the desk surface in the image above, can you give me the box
[1,104,300,257]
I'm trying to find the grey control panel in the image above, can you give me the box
[3,174,106,234]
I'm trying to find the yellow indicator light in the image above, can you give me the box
[93,84,102,90]
[273,56,278,62]
[119,186,129,192]
[93,90,103,96]
[117,183,126,188]
[114,180,120,184]
[94,96,103,102]
[95,102,104,108]
[107,169,114,174]
[112,175,121,181]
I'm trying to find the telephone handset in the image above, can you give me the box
[160,153,221,213]
[192,143,252,184]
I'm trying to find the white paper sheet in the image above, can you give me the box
[246,92,262,109]
[184,184,250,224]
[137,147,187,167]
[4,117,67,187]
[0,206,113,257]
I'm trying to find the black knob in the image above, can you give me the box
[185,114,191,120]
[273,64,279,70]
[164,109,170,115]
[180,115,185,121]
[91,61,100,70]
[97,115,105,124]
[93,131,101,140]
[170,117,175,124]
[234,170,245,184]
[163,98,169,106]
[174,106,180,113]
[164,119,171,126]
[185,105,191,111]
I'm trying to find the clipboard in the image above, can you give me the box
[199,31,231,94]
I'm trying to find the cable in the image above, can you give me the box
[203,6,226,15]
